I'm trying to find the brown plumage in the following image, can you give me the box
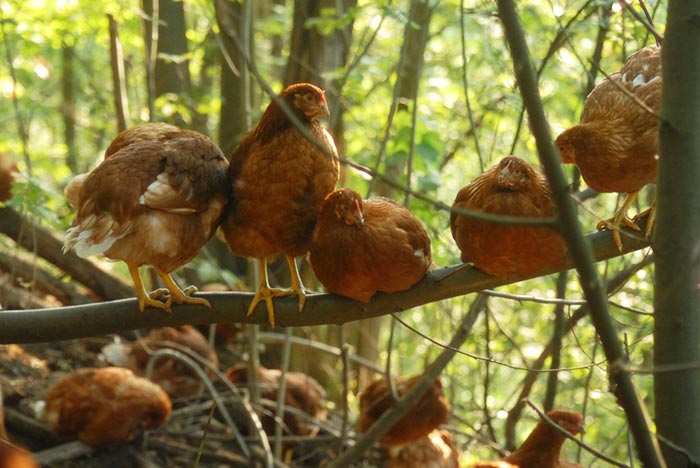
[309,188,432,302]
[219,83,339,326]
[44,367,172,447]
[357,374,449,448]
[450,156,567,278]
[225,365,327,436]
[556,45,660,251]
[63,123,229,311]
[386,429,460,468]
[127,325,218,399]
[0,388,38,468]
[0,154,17,203]
[472,410,585,468]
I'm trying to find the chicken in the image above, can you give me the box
[387,429,460,468]
[218,83,339,326]
[555,45,660,251]
[63,122,229,311]
[450,156,567,278]
[118,325,218,399]
[0,387,38,468]
[0,154,18,203]
[43,367,172,447]
[472,410,585,468]
[357,374,449,448]
[309,188,432,302]
[225,364,327,436]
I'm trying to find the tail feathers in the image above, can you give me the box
[63,214,126,258]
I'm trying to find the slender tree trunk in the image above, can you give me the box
[61,41,77,174]
[654,2,700,464]
[108,15,129,133]
[142,0,193,126]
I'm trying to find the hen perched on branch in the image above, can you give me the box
[472,410,584,468]
[451,156,567,278]
[309,188,432,302]
[556,45,660,251]
[219,83,339,326]
[63,123,229,311]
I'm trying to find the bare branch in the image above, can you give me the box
[0,221,649,344]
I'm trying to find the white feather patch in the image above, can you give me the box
[141,172,197,214]
[632,73,660,88]
[64,214,125,258]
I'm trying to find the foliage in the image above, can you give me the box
[0,0,665,465]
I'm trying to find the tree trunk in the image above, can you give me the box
[654,1,700,464]
[142,0,193,126]
[61,41,77,174]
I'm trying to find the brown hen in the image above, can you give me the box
[63,122,229,311]
[309,188,432,302]
[44,367,172,447]
[357,374,449,448]
[225,364,327,436]
[219,83,339,326]
[556,45,660,251]
[387,428,460,468]
[451,156,567,278]
[472,410,584,468]
[0,387,38,468]
[0,154,17,203]
[122,325,218,399]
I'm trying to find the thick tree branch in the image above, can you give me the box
[496,1,665,465]
[0,222,649,344]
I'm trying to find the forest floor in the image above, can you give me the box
[0,330,378,468]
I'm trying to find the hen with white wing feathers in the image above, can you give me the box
[64,123,229,311]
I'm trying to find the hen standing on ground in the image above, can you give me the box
[309,188,432,302]
[472,410,584,468]
[64,123,229,311]
[556,45,660,251]
[219,83,339,326]
[451,156,567,278]
[357,374,450,448]
[43,367,172,447]
[225,364,327,437]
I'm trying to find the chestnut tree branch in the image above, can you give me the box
[0,221,649,344]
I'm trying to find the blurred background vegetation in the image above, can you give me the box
[0,0,662,464]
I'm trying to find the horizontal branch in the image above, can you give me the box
[0,220,650,344]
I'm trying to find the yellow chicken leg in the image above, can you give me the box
[154,269,210,310]
[248,258,294,326]
[285,255,307,312]
[596,191,641,252]
[127,263,171,312]
[634,194,656,240]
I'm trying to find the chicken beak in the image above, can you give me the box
[577,422,586,435]
[318,101,330,120]
[353,199,364,227]
[498,165,512,185]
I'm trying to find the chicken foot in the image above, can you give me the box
[596,191,641,252]
[127,264,209,312]
[128,263,172,312]
[633,194,656,240]
[153,269,210,310]
[247,257,296,326]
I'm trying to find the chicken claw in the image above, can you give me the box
[155,270,210,309]
[249,257,307,326]
[596,191,641,252]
